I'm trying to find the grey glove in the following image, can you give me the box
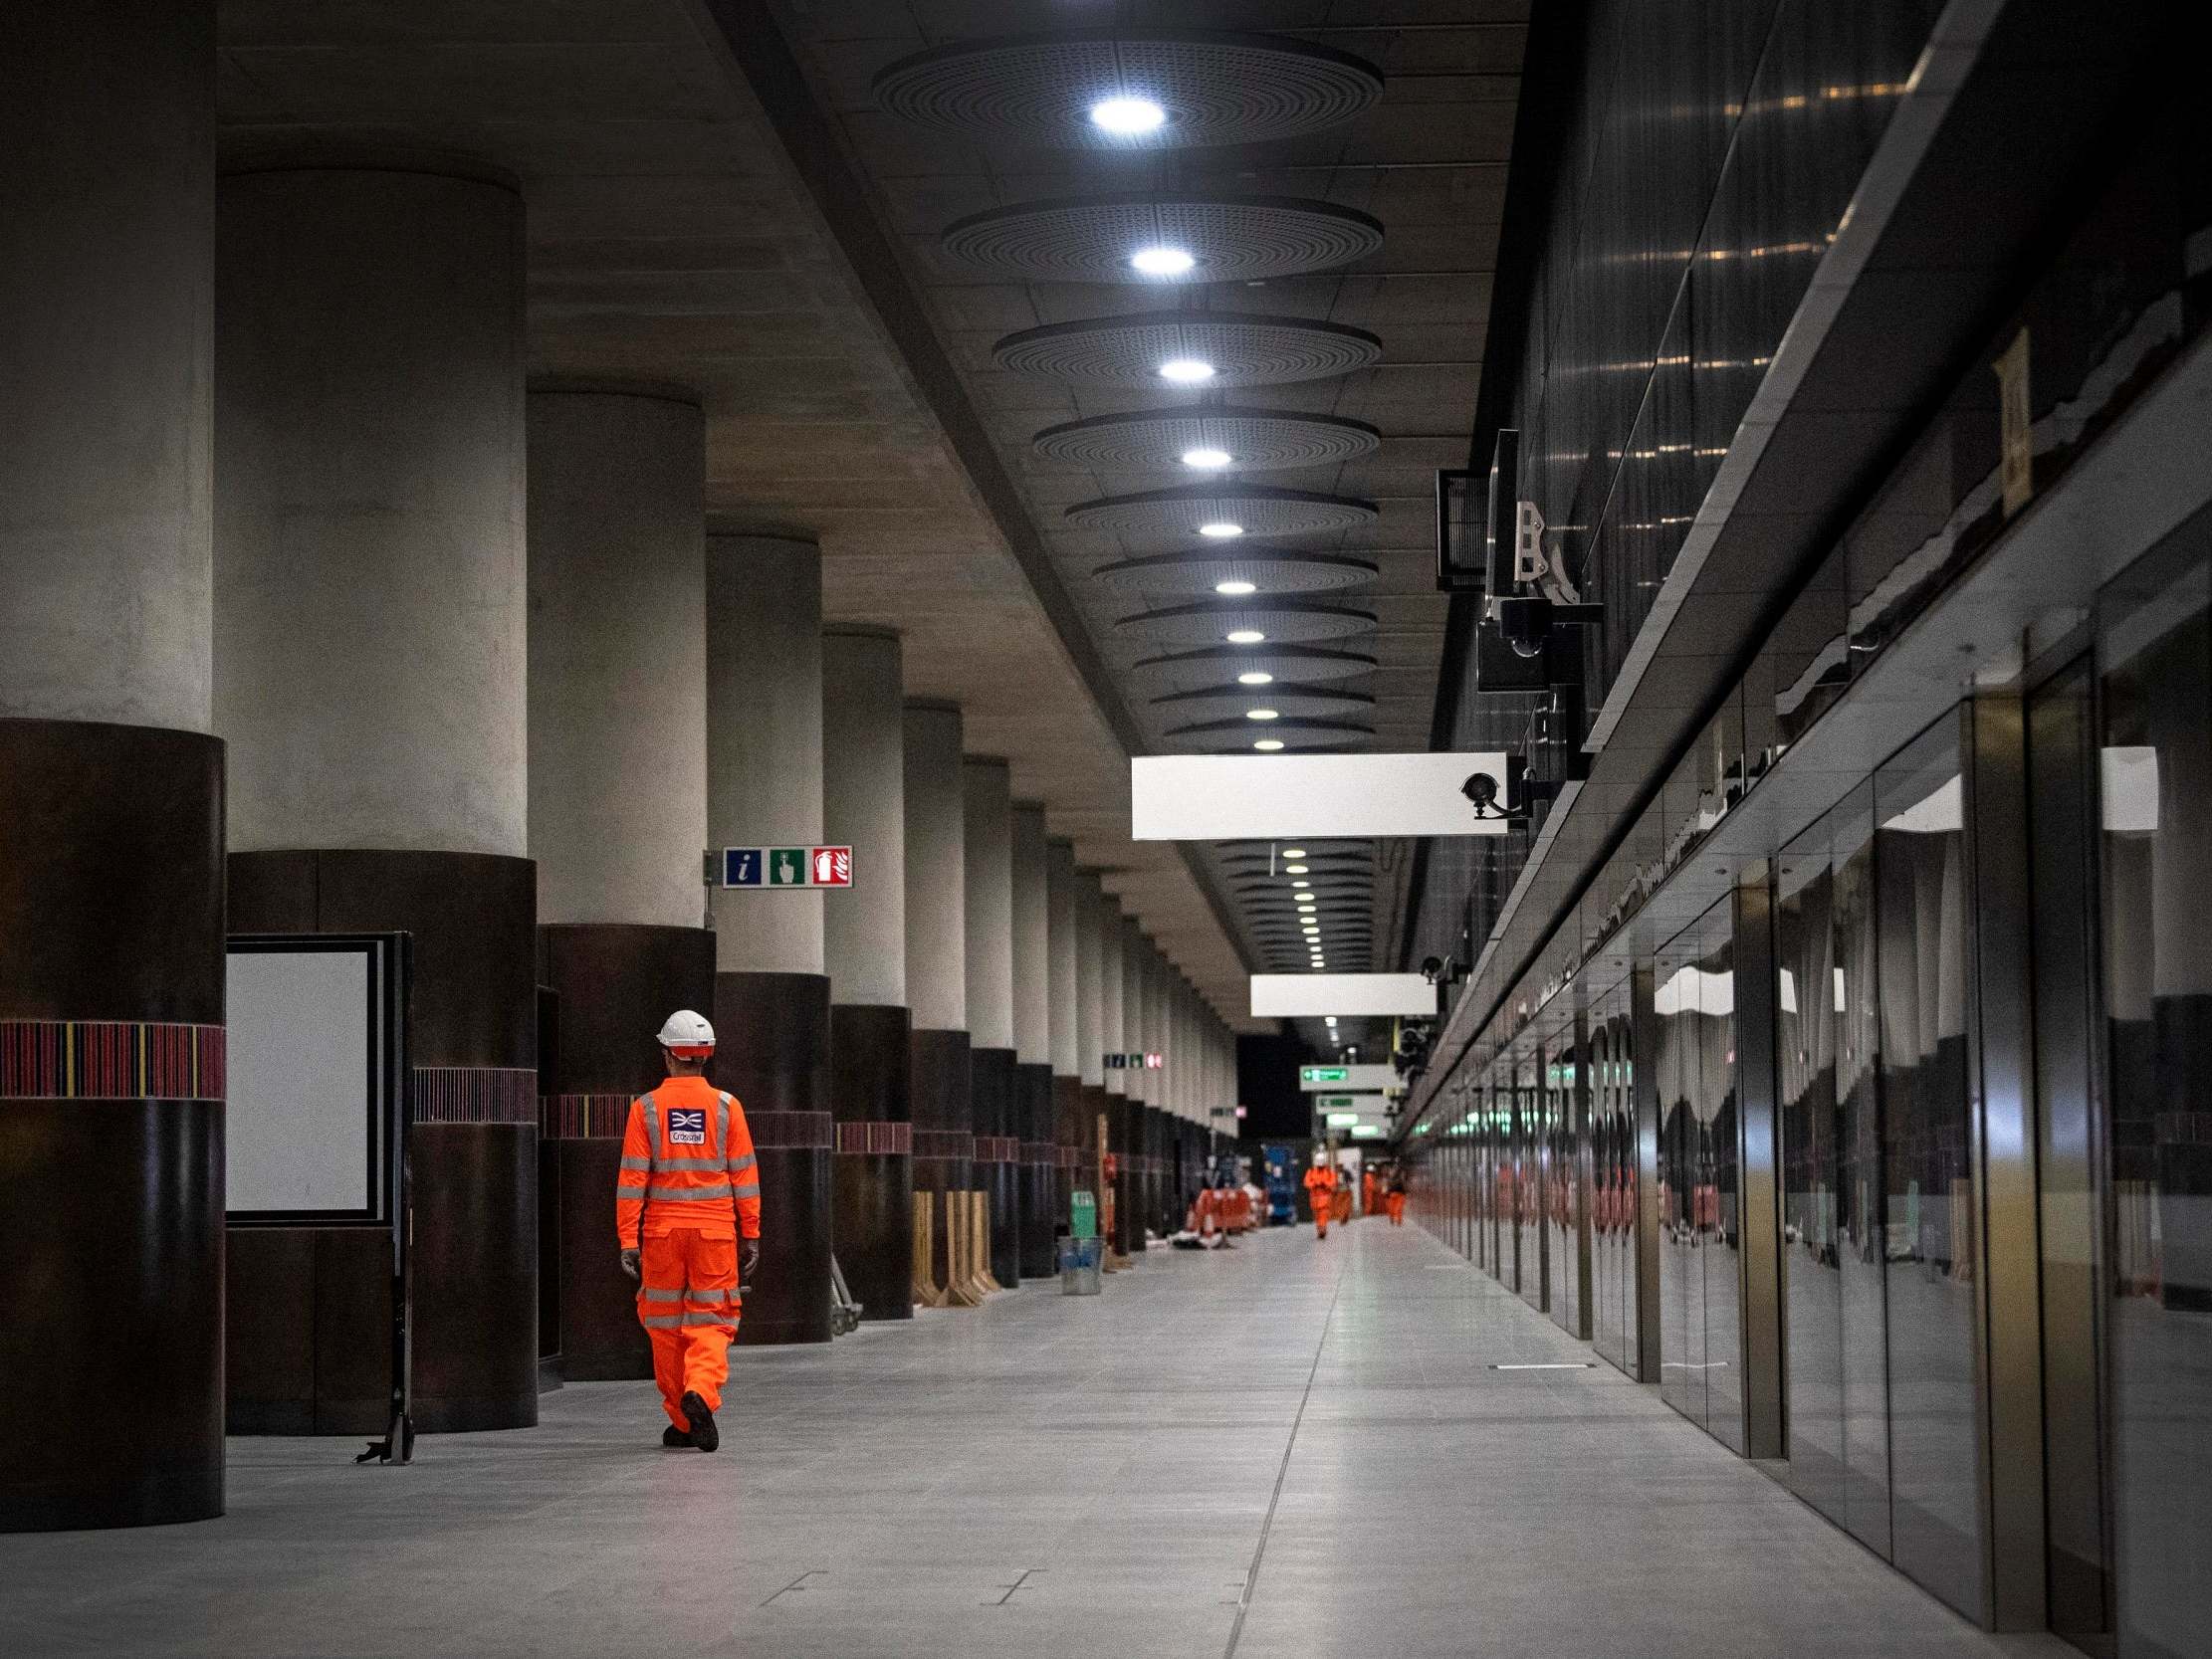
[619,1247,640,1281]
[739,1238,761,1289]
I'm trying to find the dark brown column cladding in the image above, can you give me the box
[0,721,226,1531]
[537,924,714,1380]
[910,1027,973,1291]
[830,1002,913,1321]
[972,1047,1020,1286]
[1016,1062,1058,1278]
[716,971,833,1346]
[227,849,538,1434]
[1052,1075,1085,1235]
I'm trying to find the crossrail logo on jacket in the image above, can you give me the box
[667,1109,707,1145]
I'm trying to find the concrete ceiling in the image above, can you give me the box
[213,0,1526,1034]
[766,0,1527,1009]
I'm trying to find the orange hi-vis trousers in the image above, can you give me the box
[638,1229,739,1429]
[1386,1192,1407,1225]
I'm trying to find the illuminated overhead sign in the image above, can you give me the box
[1252,973,1437,1018]
[1131,752,1510,839]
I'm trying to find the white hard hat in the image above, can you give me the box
[657,1009,715,1055]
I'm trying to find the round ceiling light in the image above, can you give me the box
[1246,708,1280,721]
[1215,579,1256,596]
[1238,672,1274,685]
[1129,244,1196,278]
[871,31,1383,151]
[1255,738,1285,751]
[942,194,1382,286]
[995,312,1381,390]
[1034,408,1379,473]
[1225,629,1265,644]
[1066,485,1378,541]
[1090,95,1166,134]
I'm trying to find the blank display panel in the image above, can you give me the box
[226,941,387,1220]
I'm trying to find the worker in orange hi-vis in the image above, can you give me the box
[1386,1171,1408,1227]
[615,1010,762,1453]
[1362,1167,1380,1219]
[1302,1157,1337,1240]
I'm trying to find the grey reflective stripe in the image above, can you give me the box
[640,1314,685,1329]
[641,1093,662,1160]
[650,1157,727,1172]
[688,1287,732,1305]
[680,1311,731,1327]
[646,1183,732,1201]
[642,1286,729,1305]
[615,1181,647,1195]
[732,1182,760,1199]
[727,1152,757,1173]
[640,1287,685,1303]
[714,1095,729,1157]
[618,1156,650,1170]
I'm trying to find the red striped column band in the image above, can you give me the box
[974,1135,1021,1163]
[413,1067,538,1125]
[913,1130,975,1160]
[0,1020,225,1100]
[1021,1141,1057,1167]
[747,1110,834,1150]
[541,1094,633,1139]
[834,1121,912,1155]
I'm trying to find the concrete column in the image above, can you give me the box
[708,531,823,974]
[528,387,706,930]
[527,385,715,1378]
[1011,804,1056,1277]
[1102,904,1126,1097]
[964,759,1020,1287]
[0,2,223,1532]
[821,626,910,1320]
[1076,873,1105,1091]
[904,701,971,1303]
[706,530,832,1344]
[218,160,538,1435]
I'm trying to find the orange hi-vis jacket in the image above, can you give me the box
[1303,1165,1336,1203]
[614,1075,763,1247]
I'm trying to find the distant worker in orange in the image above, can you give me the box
[615,1010,762,1452]
[1362,1167,1380,1219]
[1303,1156,1338,1240]
[1386,1171,1408,1227]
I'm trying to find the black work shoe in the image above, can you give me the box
[661,1424,691,1448]
[681,1390,720,1453]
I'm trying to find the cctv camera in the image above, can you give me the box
[1420,954,1445,984]
[1460,771,1498,814]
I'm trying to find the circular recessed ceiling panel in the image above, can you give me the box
[1166,714,1375,741]
[994,312,1382,389]
[871,30,1383,150]
[1115,599,1375,649]
[943,195,1381,285]
[1092,549,1376,596]
[1150,681,1372,719]
[1033,407,1378,473]
[1131,643,1376,688]
[1067,486,1377,540]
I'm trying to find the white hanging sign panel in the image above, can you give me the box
[1130,752,1511,839]
[1251,973,1438,1019]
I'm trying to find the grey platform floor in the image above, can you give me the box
[2,1221,2067,1659]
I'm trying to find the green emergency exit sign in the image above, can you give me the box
[1301,1066,1349,1084]
[1315,1095,1356,1109]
